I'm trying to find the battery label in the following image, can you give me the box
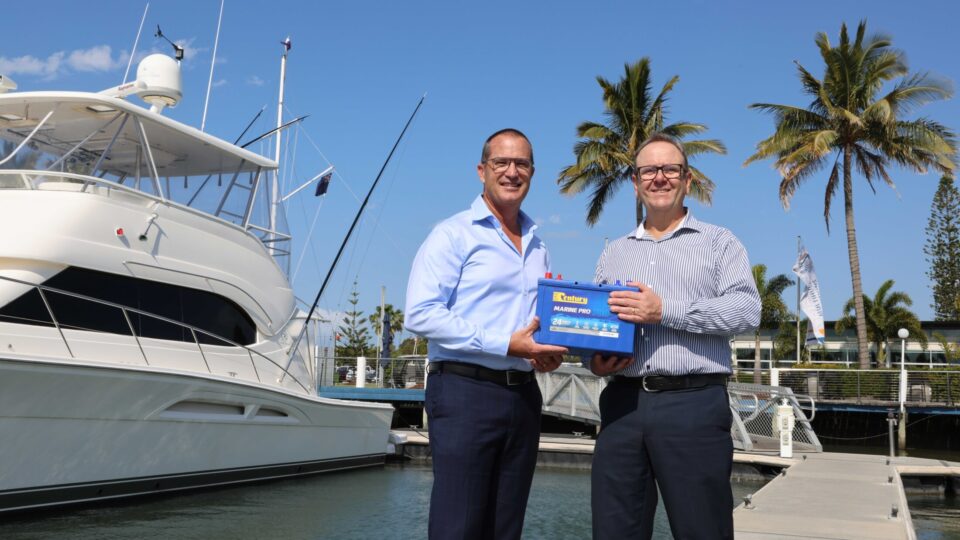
[534,278,636,356]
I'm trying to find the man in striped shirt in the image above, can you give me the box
[589,134,761,540]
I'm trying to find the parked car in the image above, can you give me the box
[336,366,375,383]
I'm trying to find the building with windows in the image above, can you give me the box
[732,320,960,368]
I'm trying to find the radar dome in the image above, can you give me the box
[136,54,182,111]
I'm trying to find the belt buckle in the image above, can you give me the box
[641,376,660,393]
[505,371,525,386]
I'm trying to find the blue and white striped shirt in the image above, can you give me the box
[594,210,760,376]
[404,195,549,371]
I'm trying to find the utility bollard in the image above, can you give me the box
[776,398,795,458]
[886,409,898,458]
[356,356,366,389]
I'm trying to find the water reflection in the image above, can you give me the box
[911,495,960,540]
[0,465,764,540]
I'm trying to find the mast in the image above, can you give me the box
[201,0,225,132]
[270,37,291,248]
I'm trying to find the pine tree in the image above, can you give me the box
[924,176,960,320]
[337,282,370,358]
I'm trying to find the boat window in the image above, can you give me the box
[0,289,55,327]
[0,267,256,345]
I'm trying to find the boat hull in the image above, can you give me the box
[0,356,394,513]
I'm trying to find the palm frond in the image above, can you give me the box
[585,172,629,226]
[822,156,841,232]
[685,165,716,206]
[682,139,728,157]
[660,122,709,139]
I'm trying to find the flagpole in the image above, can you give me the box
[797,236,801,364]
[377,286,385,383]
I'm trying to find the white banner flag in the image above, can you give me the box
[793,247,825,344]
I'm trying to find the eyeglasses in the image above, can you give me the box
[484,157,534,173]
[635,164,685,181]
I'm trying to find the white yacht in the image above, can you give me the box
[0,54,393,512]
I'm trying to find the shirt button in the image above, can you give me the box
[650,261,655,265]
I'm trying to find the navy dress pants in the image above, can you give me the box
[425,371,542,540]
[591,380,734,540]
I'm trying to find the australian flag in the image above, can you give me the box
[314,172,332,196]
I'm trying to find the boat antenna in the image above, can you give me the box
[239,115,307,148]
[155,25,185,62]
[122,3,150,84]
[201,0,225,132]
[233,105,267,144]
[284,94,426,362]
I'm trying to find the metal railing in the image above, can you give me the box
[536,366,823,453]
[728,381,821,452]
[317,355,427,390]
[770,368,959,407]
[0,274,311,394]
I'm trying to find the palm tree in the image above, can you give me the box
[557,58,726,226]
[752,264,793,380]
[745,21,956,369]
[836,280,927,367]
[773,319,810,364]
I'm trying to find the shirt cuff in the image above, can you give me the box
[485,331,511,358]
[659,299,686,330]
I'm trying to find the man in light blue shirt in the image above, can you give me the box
[405,128,567,540]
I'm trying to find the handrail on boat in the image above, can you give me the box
[0,273,311,395]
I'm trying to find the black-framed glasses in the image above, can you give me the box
[484,157,534,173]
[635,163,685,181]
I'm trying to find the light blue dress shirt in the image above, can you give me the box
[405,195,550,372]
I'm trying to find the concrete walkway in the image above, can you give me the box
[733,452,960,540]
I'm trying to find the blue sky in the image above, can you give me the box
[3,1,958,342]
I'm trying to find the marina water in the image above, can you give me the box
[0,462,955,538]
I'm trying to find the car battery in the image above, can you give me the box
[534,277,637,356]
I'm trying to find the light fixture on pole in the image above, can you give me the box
[898,328,909,414]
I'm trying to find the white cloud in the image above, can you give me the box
[246,75,265,87]
[1,45,131,80]
[549,214,562,225]
[67,45,123,72]
[0,51,64,78]
[213,78,228,88]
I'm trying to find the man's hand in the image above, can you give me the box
[589,354,634,376]
[508,317,568,372]
[609,281,662,323]
[530,355,564,373]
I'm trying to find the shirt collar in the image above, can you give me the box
[631,208,702,239]
[470,194,537,234]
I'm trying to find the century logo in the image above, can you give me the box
[553,292,588,305]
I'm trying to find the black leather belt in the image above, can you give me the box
[613,373,728,392]
[427,361,534,386]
